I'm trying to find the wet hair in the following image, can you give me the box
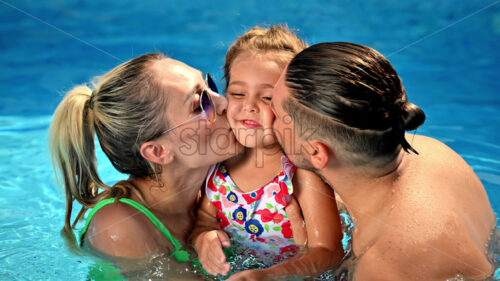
[283,42,425,168]
[223,25,308,90]
[49,53,170,243]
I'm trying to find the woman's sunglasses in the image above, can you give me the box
[156,73,218,137]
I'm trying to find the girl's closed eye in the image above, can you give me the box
[229,92,245,98]
[260,89,273,103]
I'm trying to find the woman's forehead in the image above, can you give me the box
[152,59,204,96]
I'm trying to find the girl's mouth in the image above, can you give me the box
[241,119,262,128]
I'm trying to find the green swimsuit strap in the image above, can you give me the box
[79,197,192,263]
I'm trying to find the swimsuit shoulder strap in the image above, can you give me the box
[79,197,191,263]
[79,197,117,243]
[116,198,186,251]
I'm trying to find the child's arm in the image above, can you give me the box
[227,168,345,281]
[190,193,232,276]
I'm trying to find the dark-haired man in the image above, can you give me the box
[271,42,496,281]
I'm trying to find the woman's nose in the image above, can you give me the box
[212,92,228,116]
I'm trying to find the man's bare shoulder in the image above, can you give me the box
[409,134,482,173]
[405,134,495,228]
[409,134,468,166]
[352,135,495,280]
[83,200,160,257]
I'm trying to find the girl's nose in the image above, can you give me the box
[243,99,258,113]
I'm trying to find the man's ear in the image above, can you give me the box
[307,140,331,170]
[140,141,174,165]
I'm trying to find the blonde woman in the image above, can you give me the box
[50,53,242,277]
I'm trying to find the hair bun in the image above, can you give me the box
[401,102,425,131]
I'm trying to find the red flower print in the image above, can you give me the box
[211,201,222,211]
[217,210,230,228]
[254,209,275,223]
[273,213,284,224]
[266,183,280,198]
[280,244,298,255]
[281,221,293,239]
[218,185,227,195]
[255,209,285,224]
[250,234,266,243]
[207,172,218,192]
[276,181,291,206]
[242,188,265,204]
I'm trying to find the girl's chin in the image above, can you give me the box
[234,138,279,150]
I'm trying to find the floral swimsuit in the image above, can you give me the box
[206,157,298,258]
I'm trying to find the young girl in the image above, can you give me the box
[191,26,345,280]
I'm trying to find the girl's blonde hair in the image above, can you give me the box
[223,25,308,90]
[49,53,170,245]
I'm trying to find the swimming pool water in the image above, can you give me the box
[1,0,499,280]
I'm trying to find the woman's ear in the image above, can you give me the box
[140,141,174,165]
[308,140,331,170]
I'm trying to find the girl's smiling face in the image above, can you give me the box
[226,52,283,148]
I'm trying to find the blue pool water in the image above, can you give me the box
[0,0,499,279]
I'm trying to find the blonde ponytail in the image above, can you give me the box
[50,53,169,248]
[50,86,123,243]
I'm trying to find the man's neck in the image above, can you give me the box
[321,151,407,223]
